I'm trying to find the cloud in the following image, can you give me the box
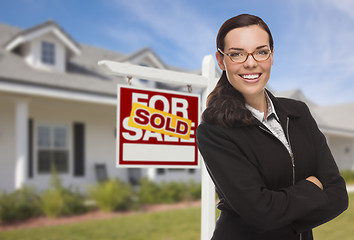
[104,25,155,52]
[271,0,354,105]
[102,0,354,105]
[322,0,354,19]
[105,0,216,69]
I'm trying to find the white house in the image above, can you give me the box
[276,90,354,171]
[0,20,353,193]
[0,20,204,193]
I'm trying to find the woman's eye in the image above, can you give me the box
[229,52,243,57]
[256,50,270,55]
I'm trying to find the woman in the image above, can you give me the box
[196,14,348,240]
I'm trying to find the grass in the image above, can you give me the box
[0,207,201,240]
[0,194,352,240]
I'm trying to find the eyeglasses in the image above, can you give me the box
[218,48,272,63]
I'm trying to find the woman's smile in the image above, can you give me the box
[239,73,262,83]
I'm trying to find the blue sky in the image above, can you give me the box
[1,0,354,106]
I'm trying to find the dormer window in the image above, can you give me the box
[5,21,81,72]
[41,41,55,65]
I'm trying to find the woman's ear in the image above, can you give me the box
[215,51,226,71]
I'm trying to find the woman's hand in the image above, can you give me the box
[306,176,323,190]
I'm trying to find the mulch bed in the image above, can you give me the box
[0,200,201,231]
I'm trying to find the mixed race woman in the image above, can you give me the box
[196,14,348,240]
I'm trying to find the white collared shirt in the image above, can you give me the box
[246,92,292,154]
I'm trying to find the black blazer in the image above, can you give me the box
[196,92,348,240]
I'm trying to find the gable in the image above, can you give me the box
[4,21,81,73]
[5,21,80,56]
[120,47,166,69]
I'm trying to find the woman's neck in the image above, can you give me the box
[245,91,268,117]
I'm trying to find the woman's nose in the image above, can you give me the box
[243,54,258,68]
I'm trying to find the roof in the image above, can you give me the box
[0,42,126,96]
[312,102,354,133]
[276,89,318,108]
[4,20,81,56]
[276,88,354,136]
[0,21,195,97]
[118,47,167,69]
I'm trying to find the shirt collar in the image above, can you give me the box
[246,90,280,123]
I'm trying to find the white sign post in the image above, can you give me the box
[98,56,217,240]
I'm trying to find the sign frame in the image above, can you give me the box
[99,56,217,240]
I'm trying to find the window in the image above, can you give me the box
[41,41,55,65]
[37,125,69,173]
[138,64,150,83]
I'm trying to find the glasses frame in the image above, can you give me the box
[218,48,272,63]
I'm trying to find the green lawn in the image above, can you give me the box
[0,207,201,240]
[0,194,352,240]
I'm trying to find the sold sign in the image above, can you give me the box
[128,103,192,140]
[117,85,200,168]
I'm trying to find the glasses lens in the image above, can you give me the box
[229,52,247,63]
[253,49,271,61]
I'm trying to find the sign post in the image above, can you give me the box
[99,55,217,240]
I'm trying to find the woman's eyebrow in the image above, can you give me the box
[228,45,268,51]
[256,45,268,49]
[228,47,244,51]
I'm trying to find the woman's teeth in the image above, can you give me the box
[240,74,261,79]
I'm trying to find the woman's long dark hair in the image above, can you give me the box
[202,14,274,128]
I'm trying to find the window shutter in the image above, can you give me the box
[28,118,33,178]
[73,123,85,177]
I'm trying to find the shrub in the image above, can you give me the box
[0,186,41,223]
[88,179,133,212]
[38,166,87,218]
[137,178,161,204]
[137,178,201,205]
[159,181,187,203]
[62,188,88,215]
[38,188,64,218]
[185,180,201,201]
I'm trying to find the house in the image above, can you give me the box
[0,20,203,193]
[276,89,354,171]
[0,20,353,193]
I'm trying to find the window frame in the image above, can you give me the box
[36,123,70,174]
[41,41,56,65]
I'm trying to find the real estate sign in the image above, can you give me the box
[117,85,200,168]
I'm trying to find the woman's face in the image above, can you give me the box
[216,25,273,102]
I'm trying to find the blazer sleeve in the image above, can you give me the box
[290,103,348,233]
[197,123,329,231]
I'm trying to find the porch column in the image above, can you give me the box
[15,101,28,189]
[147,168,156,180]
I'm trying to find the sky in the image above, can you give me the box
[1,0,354,106]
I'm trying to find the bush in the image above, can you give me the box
[38,167,87,218]
[341,170,354,184]
[39,188,87,218]
[185,180,201,201]
[88,179,133,212]
[137,178,201,205]
[0,186,41,223]
[137,178,161,204]
[38,188,64,218]
[159,181,187,203]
